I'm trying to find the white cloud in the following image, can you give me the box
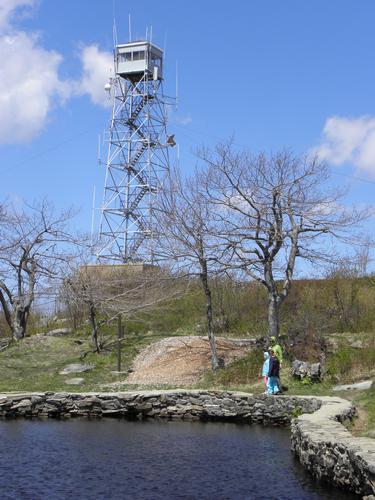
[167,107,193,126]
[314,116,375,176]
[0,31,71,143]
[77,45,113,107]
[174,114,192,126]
[0,0,73,144]
[308,200,340,217]
[0,2,184,144]
[0,2,113,144]
[0,0,34,31]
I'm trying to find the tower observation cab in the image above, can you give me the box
[116,41,163,80]
[97,38,174,264]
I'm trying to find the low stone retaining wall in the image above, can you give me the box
[291,396,375,497]
[1,390,374,496]
[0,390,320,424]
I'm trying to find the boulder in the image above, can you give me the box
[350,340,364,349]
[45,328,72,337]
[324,337,339,353]
[292,359,322,382]
[64,378,85,385]
[59,363,95,375]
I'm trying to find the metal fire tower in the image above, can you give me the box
[97,40,174,262]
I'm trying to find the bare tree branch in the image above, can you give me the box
[199,144,369,340]
[0,199,77,340]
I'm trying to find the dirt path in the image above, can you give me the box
[124,336,254,386]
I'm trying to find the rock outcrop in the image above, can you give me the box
[45,328,72,337]
[59,363,96,375]
[292,359,322,382]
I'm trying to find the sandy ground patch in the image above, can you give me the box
[122,336,253,386]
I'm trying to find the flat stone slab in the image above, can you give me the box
[59,363,95,375]
[64,378,85,385]
[45,328,72,337]
[332,380,373,391]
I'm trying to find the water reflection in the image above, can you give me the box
[0,420,358,499]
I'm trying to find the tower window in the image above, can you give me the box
[118,52,132,62]
[132,51,145,61]
[151,54,161,67]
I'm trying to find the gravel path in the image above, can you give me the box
[123,336,253,386]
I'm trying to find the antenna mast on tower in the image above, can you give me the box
[97,31,175,263]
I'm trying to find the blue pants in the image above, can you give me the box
[267,376,280,394]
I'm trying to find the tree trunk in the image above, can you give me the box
[267,294,280,340]
[11,306,26,340]
[215,280,229,332]
[88,303,100,353]
[200,262,220,370]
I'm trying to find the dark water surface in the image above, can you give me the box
[0,419,358,500]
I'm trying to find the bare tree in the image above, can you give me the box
[0,200,75,340]
[63,263,103,352]
[154,167,222,370]
[63,258,183,353]
[201,145,367,340]
[323,241,373,332]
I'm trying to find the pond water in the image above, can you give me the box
[0,419,358,500]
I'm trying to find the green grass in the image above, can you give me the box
[0,322,209,393]
[363,388,375,430]
[0,315,374,437]
[196,350,263,392]
[0,336,89,392]
[118,287,206,337]
[355,385,375,434]
[0,331,172,393]
[279,367,334,396]
[326,343,375,384]
[195,354,337,396]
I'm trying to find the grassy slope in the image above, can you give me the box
[0,276,374,434]
[195,334,375,436]
[0,331,185,393]
[0,330,374,436]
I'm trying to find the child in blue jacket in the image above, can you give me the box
[267,349,280,395]
[261,352,270,392]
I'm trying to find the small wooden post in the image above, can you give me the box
[117,315,124,372]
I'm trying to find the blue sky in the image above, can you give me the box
[1,0,375,259]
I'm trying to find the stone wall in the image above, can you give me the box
[0,390,320,424]
[291,396,375,496]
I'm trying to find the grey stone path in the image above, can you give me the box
[332,380,373,391]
